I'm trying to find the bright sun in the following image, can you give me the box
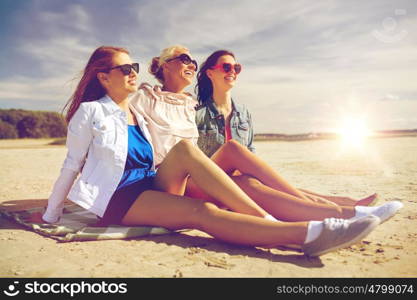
[336,117,372,148]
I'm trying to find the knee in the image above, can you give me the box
[215,140,241,158]
[224,139,241,151]
[176,139,194,150]
[173,139,200,158]
[190,201,220,229]
[223,140,249,156]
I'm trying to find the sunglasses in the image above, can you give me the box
[211,63,242,74]
[166,53,198,71]
[108,63,139,76]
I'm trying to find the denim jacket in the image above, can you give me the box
[195,99,255,157]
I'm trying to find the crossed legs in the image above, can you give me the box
[183,140,374,221]
[209,140,376,206]
[121,140,376,250]
[122,140,308,247]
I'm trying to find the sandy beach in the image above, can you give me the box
[1,137,416,278]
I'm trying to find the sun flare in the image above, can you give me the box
[337,117,372,148]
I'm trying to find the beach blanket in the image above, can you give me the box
[0,204,173,242]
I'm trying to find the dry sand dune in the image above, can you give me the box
[0,137,416,277]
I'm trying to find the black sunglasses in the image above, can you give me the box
[211,63,242,74]
[108,63,139,75]
[166,54,198,71]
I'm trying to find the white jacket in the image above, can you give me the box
[42,95,155,223]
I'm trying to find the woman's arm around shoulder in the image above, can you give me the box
[129,83,156,115]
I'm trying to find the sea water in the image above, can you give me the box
[253,137,417,201]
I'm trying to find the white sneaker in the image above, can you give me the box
[354,201,403,224]
[302,215,380,257]
[372,201,403,223]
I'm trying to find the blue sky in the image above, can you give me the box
[0,0,416,133]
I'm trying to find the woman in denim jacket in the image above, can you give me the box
[32,45,384,257]
[195,51,254,157]
[194,50,382,209]
[195,98,255,157]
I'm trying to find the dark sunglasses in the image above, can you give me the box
[108,63,139,75]
[211,63,242,74]
[166,53,198,71]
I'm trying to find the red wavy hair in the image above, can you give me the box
[63,46,129,123]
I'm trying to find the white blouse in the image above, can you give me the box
[129,83,199,166]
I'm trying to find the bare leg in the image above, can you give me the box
[122,190,307,247]
[298,189,378,206]
[211,141,375,206]
[153,140,269,218]
[231,175,357,221]
[293,192,340,207]
[210,140,310,201]
[185,175,356,221]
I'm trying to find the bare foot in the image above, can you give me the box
[323,193,378,206]
[355,193,378,206]
[299,189,377,207]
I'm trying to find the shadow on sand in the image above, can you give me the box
[0,199,323,268]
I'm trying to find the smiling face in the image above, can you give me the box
[206,55,238,93]
[98,52,138,98]
[162,50,197,87]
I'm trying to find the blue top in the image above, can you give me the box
[116,125,156,190]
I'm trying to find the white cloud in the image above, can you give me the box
[20,37,94,75]
[38,4,91,33]
[17,3,97,75]
[132,0,320,51]
[0,3,100,108]
[0,75,76,103]
[0,0,416,134]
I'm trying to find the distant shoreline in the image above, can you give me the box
[254,129,417,142]
[1,129,417,143]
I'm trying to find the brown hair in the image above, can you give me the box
[196,50,235,105]
[63,46,129,123]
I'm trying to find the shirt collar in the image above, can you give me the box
[207,97,239,119]
[100,94,123,114]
